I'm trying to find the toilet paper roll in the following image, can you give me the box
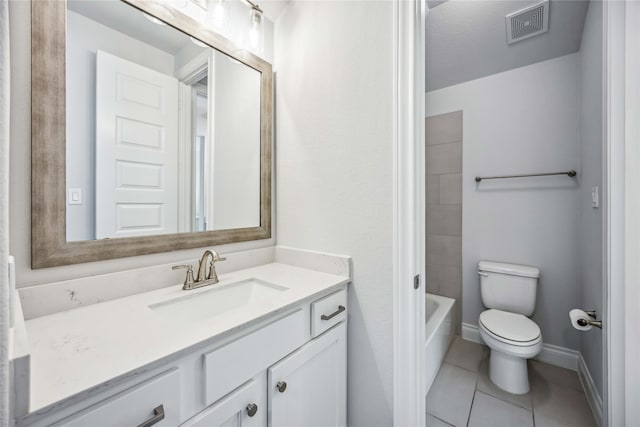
[569,309,592,331]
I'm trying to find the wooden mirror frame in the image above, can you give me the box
[31,0,272,268]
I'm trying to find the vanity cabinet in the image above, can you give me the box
[268,323,347,427]
[24,287,348,427]
[183,322,346,427]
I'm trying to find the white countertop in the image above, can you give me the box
[24,262,350,413]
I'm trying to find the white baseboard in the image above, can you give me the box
[578,354,604,426]
[461,322,483,344]
[462,323,578,369]
[462,322,603,426]
[535,342,579,370]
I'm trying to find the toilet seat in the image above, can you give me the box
[479,309,541,346]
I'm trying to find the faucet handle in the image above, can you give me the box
[206,255,226,281]
[172,264,195,289]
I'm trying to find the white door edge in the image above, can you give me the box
[603,2,628,426]
[623,1,640,425]
[392,0,426,426]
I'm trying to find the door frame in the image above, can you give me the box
[392,0,426,425]
[622,3,640,423]
[604,1,639,425]
[175,51,212,232]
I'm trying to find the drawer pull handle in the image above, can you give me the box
[321,305,346,321]
[137,404,165,427]
[276,381,287,393]
[246,403,258,417]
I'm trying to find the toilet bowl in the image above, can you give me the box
[478,261,542,395]
[479,309,541,394]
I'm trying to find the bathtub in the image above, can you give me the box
[425,293,455,394]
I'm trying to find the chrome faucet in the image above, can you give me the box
[173,249,227,291]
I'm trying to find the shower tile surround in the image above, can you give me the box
[427,337,597,427]
[426,111,463,333]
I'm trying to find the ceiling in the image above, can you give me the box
[425,0,590,92]
[68,0,193,55]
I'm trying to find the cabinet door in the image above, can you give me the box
[182,373,266,427]
[268,323,346,427]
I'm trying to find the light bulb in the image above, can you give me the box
[245,6,264,55]
[190,37,208,48]
[169,0,188,8]
[143,12,166,26]
[207,0,227,32]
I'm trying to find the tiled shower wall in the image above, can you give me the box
[425,111,463,333]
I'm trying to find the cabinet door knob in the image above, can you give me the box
[246,403,258,417]
[276,381,287,393]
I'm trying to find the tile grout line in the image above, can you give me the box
[425,139,463,147]
[530,377,537,427]
[466,375,480,427]
[444,360,481,375]
[427,412,455,427]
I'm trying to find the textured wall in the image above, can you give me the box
[425,111,463,333]
[274,2,394,425]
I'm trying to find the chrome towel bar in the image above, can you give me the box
[475,170,577,183]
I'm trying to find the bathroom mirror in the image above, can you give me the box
[31,0,272,268]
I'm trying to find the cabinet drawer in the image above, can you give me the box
[54,369,181,427]
[311,289,347,337]
[203,309,306,406]
[182,374,266,427]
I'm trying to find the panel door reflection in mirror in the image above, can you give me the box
[66,0,261,241]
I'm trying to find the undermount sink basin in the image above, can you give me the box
[149,278,289,325]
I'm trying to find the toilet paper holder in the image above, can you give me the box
[577,310,603,329]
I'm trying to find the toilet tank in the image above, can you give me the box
[478,261,540,316]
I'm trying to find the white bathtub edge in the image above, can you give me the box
[425,294,455,395]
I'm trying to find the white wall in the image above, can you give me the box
[9,0,274,288]
[426,53,582,350]
[274,2,394,426]
[66,10,176,241]
[579,0,604,396]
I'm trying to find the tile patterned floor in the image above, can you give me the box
[426,337,597,427]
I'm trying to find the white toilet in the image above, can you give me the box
[478,261,542,395]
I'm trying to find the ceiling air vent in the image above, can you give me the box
[506,1,550,45]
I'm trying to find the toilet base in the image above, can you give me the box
[489,349,530,395]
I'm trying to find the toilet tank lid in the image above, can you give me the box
[478,261,539,278]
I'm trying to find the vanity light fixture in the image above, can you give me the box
[168,0,189,8]
[207,0,228,31]
[190,36,208,47]
[245,3,264,54]
[143,12,167,25]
